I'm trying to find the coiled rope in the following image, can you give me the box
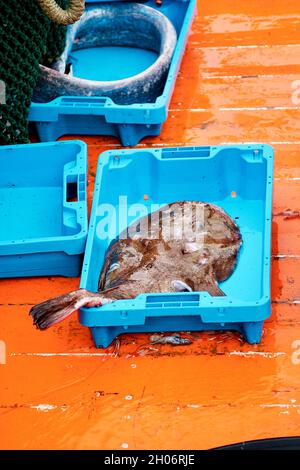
[37,0,84,25]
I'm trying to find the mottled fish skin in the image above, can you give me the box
[99,201,242,300]
[30,201,242,330]
[33,4,177,105]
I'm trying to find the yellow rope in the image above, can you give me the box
[37,0,84,25]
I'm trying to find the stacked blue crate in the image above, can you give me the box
[29,0,197,146]
[79,144,274,347]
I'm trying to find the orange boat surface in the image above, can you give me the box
[1,0,300,450]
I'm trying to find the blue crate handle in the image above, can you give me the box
[145,292,201,307]
[63,161,86,235]
[58,96,111,114]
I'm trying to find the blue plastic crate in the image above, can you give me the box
[79,144,274,347]
[29,0,197,146]
[0,141,88,278]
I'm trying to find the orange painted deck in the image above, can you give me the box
[1,0,300,450]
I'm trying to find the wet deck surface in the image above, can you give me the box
[1,0,300,449]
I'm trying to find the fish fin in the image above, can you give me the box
[30,289,111,330]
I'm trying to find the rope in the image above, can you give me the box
[37,0,84,25]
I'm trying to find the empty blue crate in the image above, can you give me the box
[79,144,274,347]
[29,0,197,146]
[0,141,88,278]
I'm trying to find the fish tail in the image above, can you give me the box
[30,289,111,330]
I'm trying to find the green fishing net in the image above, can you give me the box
[0,0,67,145]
